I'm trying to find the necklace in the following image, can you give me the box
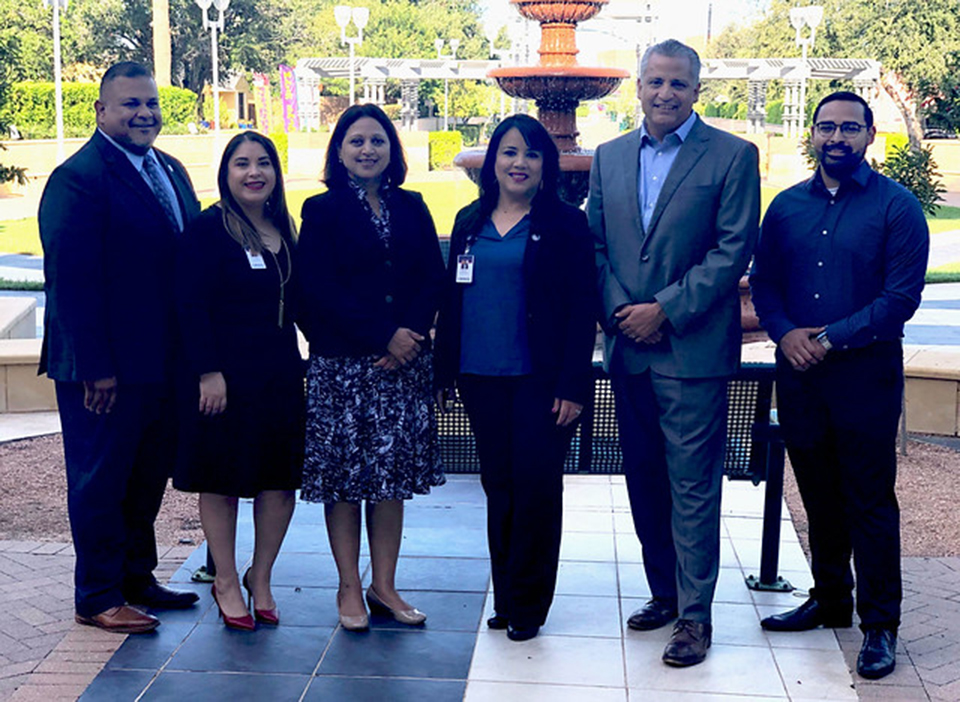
[264,237,292,328]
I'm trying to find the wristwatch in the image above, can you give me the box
[816,330,833,351]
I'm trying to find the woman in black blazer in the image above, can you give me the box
[434,114,597,641]
[297,104,446,631]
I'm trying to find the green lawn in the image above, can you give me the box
[3,183,959,258]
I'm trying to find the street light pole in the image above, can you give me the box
[435,38,459,131]
[196,0,230,135]
[335,5,369,106]
[789,5,823,138]
[43,0,68,164]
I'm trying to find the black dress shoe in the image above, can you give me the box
[662,619,711,667]
[487,614,509,630]
[627,598,678,631]
[760,598,852,632]
[506,624,539,641]
[125,582,199,610]
[857,628,897,679]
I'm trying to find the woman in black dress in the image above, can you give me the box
[297,104,445,631]
[175,132,303,630]
[434,115,596,641]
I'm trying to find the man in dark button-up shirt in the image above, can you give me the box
[750,91,929,682]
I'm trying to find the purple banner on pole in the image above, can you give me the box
[279,64,300,133]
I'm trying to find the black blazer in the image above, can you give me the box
[296,186,445,357]
[176,206,302,380]
[434,198,597,405]
[38,130,201,384]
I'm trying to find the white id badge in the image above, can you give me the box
[245,249,267,270]
[456,254,475,284]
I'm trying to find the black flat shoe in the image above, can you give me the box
[760,598,852,632]
[506,624,539,641]
[487,614,509,630]
[857,628,897,679]
[627,598,678,631]
[124,582,199,610]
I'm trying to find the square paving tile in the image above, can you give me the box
[365,590,485,632]
[465,680,628,701]
[404,504,486,530]
[317,628,476,679]
[556,560,620,598]
[559,531,616,562]
[469,630,625,687]
[164,623,334,674]
[105,614,204,671]
[79,669,155,701]
[624,638,786,695]
[304,676,466,701]
[141,671,309,701]
[772,646,857,699]
[540,594,622,639]
[271,552,361,589]
[373,556,490,593]
[397,526,489,558]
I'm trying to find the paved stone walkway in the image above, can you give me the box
[0,542,193,702]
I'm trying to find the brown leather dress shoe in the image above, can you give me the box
[662,619,712,667]
[75,605,160,634]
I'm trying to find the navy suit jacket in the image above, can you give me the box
[39,130,201,384]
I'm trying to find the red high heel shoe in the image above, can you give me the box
[211,584,255,631]
[243,568,279,625]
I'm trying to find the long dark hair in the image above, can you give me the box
[217,131,296,253]
[478,114,561,218]
[323,103,407,189]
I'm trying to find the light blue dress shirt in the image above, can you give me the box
[637,111,698,232]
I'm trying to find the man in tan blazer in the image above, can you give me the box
[587,39,760,666]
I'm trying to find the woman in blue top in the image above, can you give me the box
[434,114,596,641]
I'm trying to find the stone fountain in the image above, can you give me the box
[454,0,629,206]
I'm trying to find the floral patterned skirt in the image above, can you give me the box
[301,351,445,504]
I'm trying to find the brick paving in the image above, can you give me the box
[0,541,193,702]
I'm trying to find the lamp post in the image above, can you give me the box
[195,0,230,135]
[485,26,508,121]
[43,0,68,164]
[335,5,369,106]
[435,38,459,131]
[789,5,823,138]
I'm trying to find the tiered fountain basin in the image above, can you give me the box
[454,0,628,205]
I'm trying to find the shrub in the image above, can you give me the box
[767,100,784,125]
[455,124,481,147]
[735,102,748,121]
[428,130,462,170]
[0,82,198,139]
[382,103,401,121]
[0,144,28,186]
[704,103,720,118]
[880,132,909,160]
[877,143,946,216]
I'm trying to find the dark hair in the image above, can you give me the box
[100,62,153,97]
[323,103,407,188]
[217,131,296,253]
[812,91,874,129]
[478,114,561,217]
[641,39,701,84]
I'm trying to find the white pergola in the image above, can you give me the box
[294,57,502,130]
[700,57,882,135]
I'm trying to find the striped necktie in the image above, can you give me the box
[142,155,181,233]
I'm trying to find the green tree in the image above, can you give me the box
[709,0,960,147]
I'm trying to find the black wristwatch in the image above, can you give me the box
[816,330,832,351]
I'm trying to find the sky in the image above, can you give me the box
[478,0,769,60]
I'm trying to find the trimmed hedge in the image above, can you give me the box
[0,82,198,139]
[428,130,462,171]
[268,130,289,173]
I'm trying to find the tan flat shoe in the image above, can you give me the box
[336,590,369,631]
[366,586,426,626]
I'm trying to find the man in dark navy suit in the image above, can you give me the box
[39,61,201,633]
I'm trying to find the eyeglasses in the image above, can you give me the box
[814,121,868,137]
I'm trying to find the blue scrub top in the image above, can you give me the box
[459,216,533,376]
